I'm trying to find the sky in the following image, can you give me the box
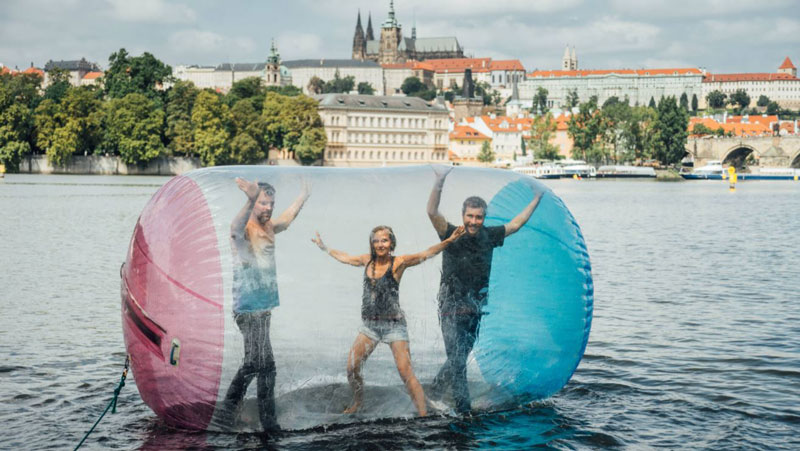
[1,0,798,74]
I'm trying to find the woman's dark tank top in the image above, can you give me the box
[361,257,403,320]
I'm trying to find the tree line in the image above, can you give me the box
[0,49,326,172]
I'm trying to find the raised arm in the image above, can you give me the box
[231,178,259,240]
[427,165,453,237]
[397,226,465,270]
[504,192,544,237]
[273,179,311,234]
[311,232,369,267]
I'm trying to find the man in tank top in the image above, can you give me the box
[426,165,543,413]
[222,177,310,431]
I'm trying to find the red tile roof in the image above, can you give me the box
[426,58,493,73]
[779,57,796,70]
[0,66,14,75]
[529,68,702,78]
[704,72,798,82]
[22,67,44,76]
[489,60,525,72]
[82,71,103,80]
[450,125,490,140]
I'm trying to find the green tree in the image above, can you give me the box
[0,73,39,171]
[401,77,425,95]
[40,87,104,165]
[568,96,602,161]
[679,92,689,111]
[766,101,780,115]
[165,80,200,156]
[757,95,770,107]
[566,89,579,109]
[322,71,355,94]
[623,106,657,162]
[191,90,230,166]
[691,94,698,113]
[477,140,495,163]
[651,96,689,166]
[103,48,173,104]
[228,99,266,164]
[265,85,302,96]
[706,90,727,109]
[533,87,549,115]
[307,76,324,95]
[104,93,165,164]
[648,97,656,108]
[529,112,560,160]
[357,82,375,95]
[261,92,326,164]
[691,123,714,135]
[730,89,751,111]
[295,127,327,164]
[599,100,632,163]
[227,77,266,112]
[43,68,71,103]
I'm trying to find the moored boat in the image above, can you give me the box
[512,163,565,179]
[596,165,656,178]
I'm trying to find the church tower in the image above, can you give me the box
[379,1,402,64]
[570,46,578,70]
[562,45,571,70]
[366,12,374,41]
[352,11,366,60]
[265,39,282,86]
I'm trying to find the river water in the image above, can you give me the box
[1,173,798,450]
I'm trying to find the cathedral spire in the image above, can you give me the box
[366,12,374,41]
[383,0,399,28]
[352,10,366,60]
[412,12,416,40]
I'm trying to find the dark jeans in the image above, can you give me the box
[224,310,277,431]
[430,312,481,413]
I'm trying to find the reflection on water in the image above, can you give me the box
[1,174,798,449]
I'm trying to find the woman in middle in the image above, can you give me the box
[312,225,465,416]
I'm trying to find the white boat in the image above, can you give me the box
[597,165,656,178]
[681,161,724,180]
[559,160,597,178]
[513,164,565,179]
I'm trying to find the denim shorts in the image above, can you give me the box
[359,318,409,344]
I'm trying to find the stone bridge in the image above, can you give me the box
[686,136,800,168]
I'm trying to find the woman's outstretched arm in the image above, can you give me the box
[397,225,466,270]
[312,231,369,266]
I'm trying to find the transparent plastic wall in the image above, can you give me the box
[121,165,593,432]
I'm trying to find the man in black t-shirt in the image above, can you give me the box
[426,165,543,413]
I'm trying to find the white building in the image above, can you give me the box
[174,42,290,92]
[522,67,705,109]
[285,59,384,95]
[701,57,800,109]
[314,94,449,167]
[426,58,526,93]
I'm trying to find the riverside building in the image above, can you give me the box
[314,94,449,167]
[701,57,800,110]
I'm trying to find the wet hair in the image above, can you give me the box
[257,182,276,198]
[368,225,397,261]
[462,196,487,215]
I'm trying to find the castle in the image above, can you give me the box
[351,1,464,64]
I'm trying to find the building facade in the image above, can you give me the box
[174,41,290,92]
[43,58,101,87]
[351,2,463,64]
[701,57,800,109]
[314,94,449,167]
[522,67,704,109]
[285,59,384,95]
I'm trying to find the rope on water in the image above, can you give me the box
[74,355,130,451]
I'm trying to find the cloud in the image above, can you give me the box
[276,32,324,59]
[608,0,795,19]
[168,30,256,60]
[105,0,196,24]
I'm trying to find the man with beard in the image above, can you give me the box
[426,166,542,413]
[222,177,310,431]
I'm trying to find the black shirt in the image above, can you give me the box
[437,222,505,314]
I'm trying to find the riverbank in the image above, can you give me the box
[655,168,684,181]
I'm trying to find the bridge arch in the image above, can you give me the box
[721,144,758,169]
[791,149,800,168]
